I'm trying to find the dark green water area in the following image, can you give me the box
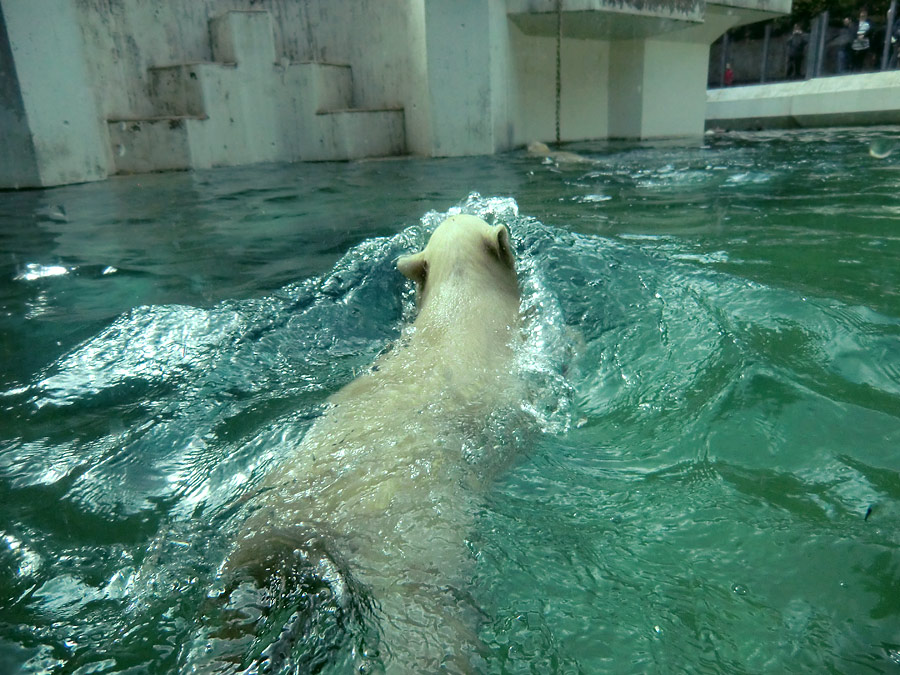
[1,128,898,673]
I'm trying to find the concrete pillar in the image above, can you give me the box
[208,11,281,164]
[607,40,646,139]
[405,0,433,155]
[0,0,108,188]
[211,10,277,70]
[509,26,609,146]
[608,38,711,139]
[0,7,38,188]
[606,5,750,140]
[411,0,510,157]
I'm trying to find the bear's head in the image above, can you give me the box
[397,215,517,311]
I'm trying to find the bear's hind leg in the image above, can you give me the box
[181,527,380,674]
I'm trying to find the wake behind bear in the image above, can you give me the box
[221,214,525,673]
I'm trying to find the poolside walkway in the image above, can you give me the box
[706,71,900,129]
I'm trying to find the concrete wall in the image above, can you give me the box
[0,7,39,188]
[2,0,412,187]
[404,0,431,156]
[490,2,515,152]
[609,39,710,139]
[509,1,784,144]
[707,71,900,129]
[510,27,610,144]
[1,0,109,187]
[81,0,414,161]
[74,0,412,124]
[420,0,496,156]
[74,0,787,157]
[1,0,790,188]
[406,0,516,157]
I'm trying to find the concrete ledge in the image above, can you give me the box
[507,0,704,28]
[510,12,700,39]
[716,0,791,13]
[310,109,406,161]
[107,115,207,122]
[707,72,900,129]
[506,0,789,39]
[317,107,405,114]
[297,62,353,113]
[149,65,213,117]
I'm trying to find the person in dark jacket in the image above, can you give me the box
[786,24,808,79]
[835,17,854,73]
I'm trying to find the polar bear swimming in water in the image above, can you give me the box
[527,140,593,165]
[224,214,524,673]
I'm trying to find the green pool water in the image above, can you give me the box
[1,128,899,673]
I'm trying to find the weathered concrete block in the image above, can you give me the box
[314,109,406,161]
[107,118,192,173]
[310,63,354,113]
[0,5,39,188]
[508,0,705,37]
[1,0,109,187]
[149,65,208,117]
[107,13,399,172]
[210,10,276,71]
[181,62,276,167]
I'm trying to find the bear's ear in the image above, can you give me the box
[397,251,428,284]
[492,225,515,270]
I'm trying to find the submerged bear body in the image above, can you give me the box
[230,214,523,672]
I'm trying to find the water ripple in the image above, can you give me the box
[2,132,899,672]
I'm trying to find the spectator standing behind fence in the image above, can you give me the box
[786,24,808,78]
[835,17,855,73]
[724,62,734,85]
[851,9,872,71]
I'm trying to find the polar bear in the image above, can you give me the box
[527,140,593,165]
[226,214,523,673]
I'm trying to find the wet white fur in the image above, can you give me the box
[235,214,522,672]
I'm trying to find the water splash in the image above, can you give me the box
[14,263,71,281]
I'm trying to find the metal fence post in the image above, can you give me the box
[883,0,897,69]
[816,11,828,76]
[761,22,771,82]
[805,18,820,79]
